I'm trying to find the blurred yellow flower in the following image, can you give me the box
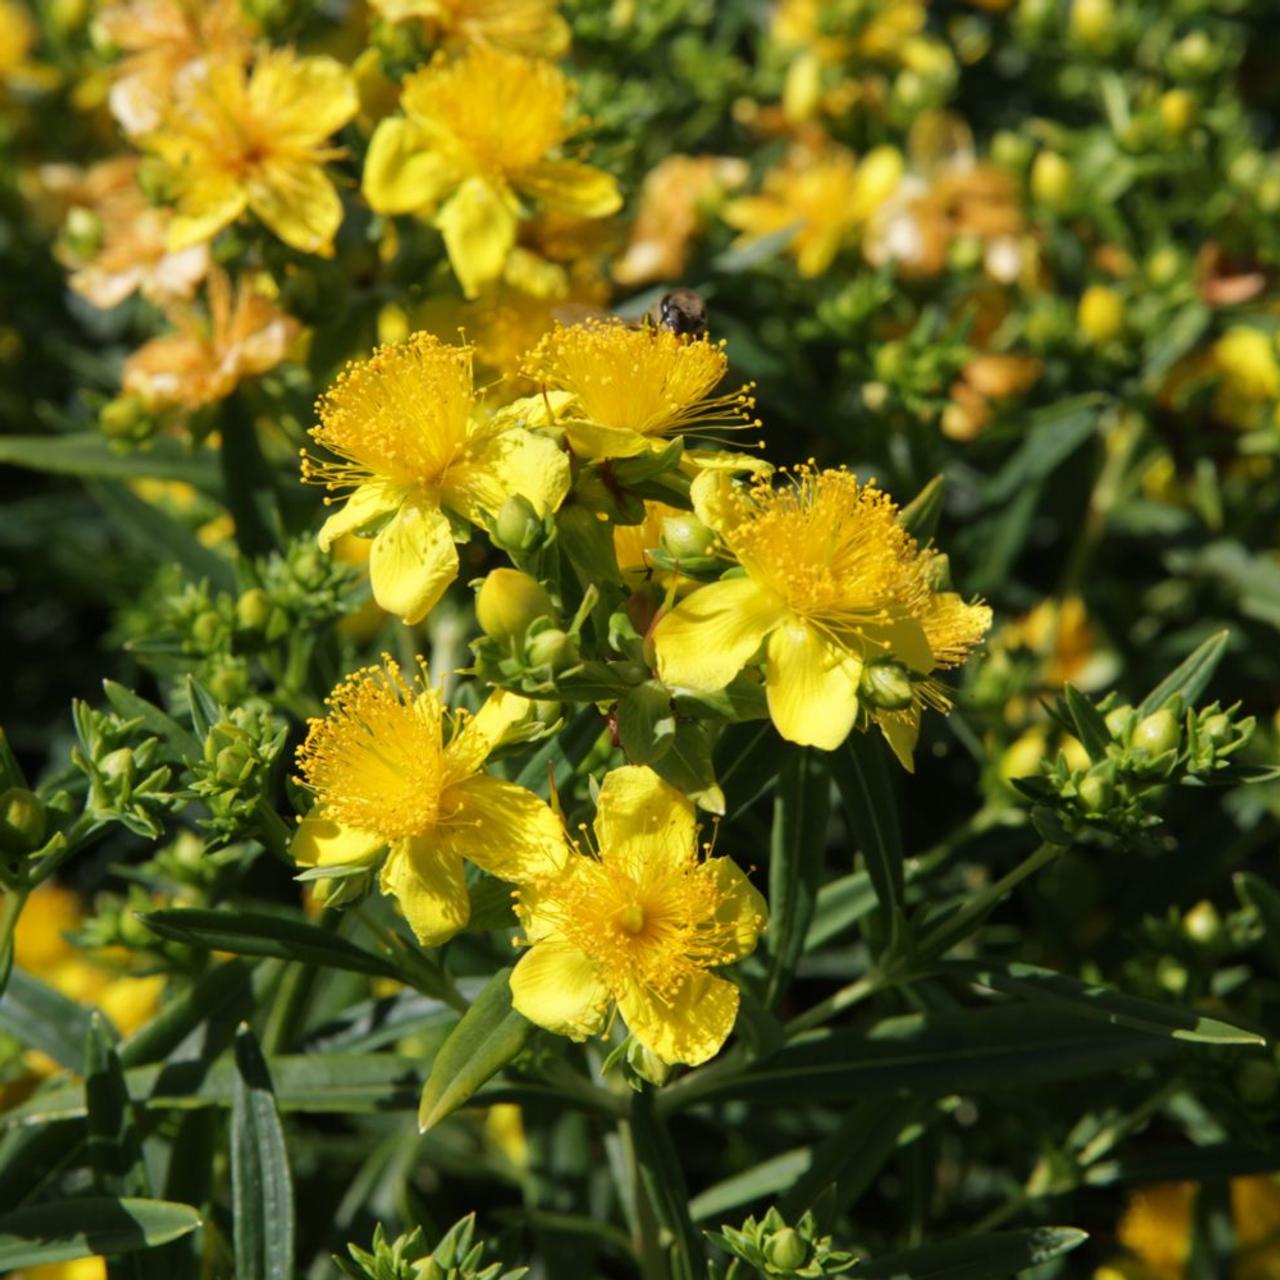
[362,47,620,296]
[510,766,765,1065]
[371,0,569,58]
[652,467,990,765]
[17,1258,107,1280]
[143,48,357,256]
[292,659,567,945]
[1213,327,1280,428]
[123,268,299,414]
[97,0,254,137]
[46,157,208,309]
[0,0,46,93]
[521,320,757,460]
[1099,1176,1280,1280]
[723,143,903,278]
[303,332,570,624]
[615,155,748,287]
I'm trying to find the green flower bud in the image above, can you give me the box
[860,659,915,712]
[100,747,135,784]
[1104,704,1134,740]
[874,341,909,383]
[991,129,1032,171]
[1133,708,1180,757]
[1182,899,1221,945]
[493,495,544,553]
[118,910,157,950]
[62,206,103,261]
[764,1227,808,1271]
[1030,151,1072,209]
[659,513,716,560]
[626,1038,672,1086]
[191,610,223,650]
[214,744,253,785]
[99,396,149,441]
[236,588,273,631]
[476,569,553,643]
[1070,0,1113,49]
[1201,713,1232,746]
[0,787,47,853]
[1145,247,1182,287]
[1077,769,1113,813]
[525,627,579,674]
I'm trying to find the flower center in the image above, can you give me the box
[296,659,446,840]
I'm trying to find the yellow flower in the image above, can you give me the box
[362,47,621,296]
[614,501,692,588]
[50,157,209,310]
[302,332,570,625]
[18,1258,107,1280]
[520,320,758,460]
[143,48,357,257]
[652,468,990,766]
[723,143,903,278]
[97,0,254,137]
[510,766,765,1065]
[0,0,45,92]
[123,268,299,414]
[292,660,567,946]
[371,0,570,58]
[1213,327,1280,428]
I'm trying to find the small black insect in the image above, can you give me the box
[639,289,710,340]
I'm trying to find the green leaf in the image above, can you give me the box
[102,681,201,761]
[804,871,878,951]
[219,409,279,558]
[418,968,532,1131]
[617,682,675,767]
[942,960,1264,1045]
[1084,1142,1280,1187]
[0,1198,202,1268]
[714,721,783,818]
[849,1227,1087,1278]
[649,719,724,814]
[982,397,1102,506]
[0,967,95,1069]
[661,1007,1177,1111]
[898,474,946,542]
[1061,684,1111,761]
[512,707,605,797]
[85,1014,151,1200]
[1137,629,1230,717]
[185,675,223,741]
[0,433,220,491]
[141,910,404,982]
[829,734,905,953]
[765,747,830,1007]
[711,223,799,272]
[3,1053,428,1127]
[779,1097,920,1219]
[557,504,623,588]
[231,1026,295,1280]
[1234,872,1280,976]
[689,1148,813,1224]
[630,1088,706,1280]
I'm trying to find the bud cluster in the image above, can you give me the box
[708,1207,859,1278]
[339,1217,527,1280]
[71,701,178,840]
[186,705,288,843]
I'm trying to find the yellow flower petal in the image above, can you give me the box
[702,857,768,962]
[765,620,863,751]
[446,689,535,777]
[443,424,570,524]
[439,774,568,880]
[380,836,470,946]
[593,765,696,875]
[436,176,518,298]
[510,942,610,1040]
[517,158,623,218]
[248,159,345,257]
[168,180,249,251]
[618,970,740,1066]
[363,117,459,215]
[561,419,653,461]
[317,479,403,552]
[653,576,785,691]
[878,713,920,773]
[290,811,386,868]
[249,53,356,143]
[369,500,459,626]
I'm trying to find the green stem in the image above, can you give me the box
[254,800,295,867]
[623,1117,668,1280]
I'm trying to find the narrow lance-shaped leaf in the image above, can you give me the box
[629,1088,706,1280]
[0,1198,202,1269]
[1137,629,1230,717]
[418,967,532,1131]
[848,1226,1087,1279]
[85,1013,151,1199]
[1061,684,1112,762]
[231,1025,295,1280]
[0,967,96,1069]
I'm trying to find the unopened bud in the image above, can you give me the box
[1133,708,1180,757]
[0,788,47,853]
[1077,769,1113,813]
[1030,151,1072,209]
[236,588,272,631]
[191,611,223,650]
[659,514,715,560]
[62,206,103,261]
[1104,704,1134,740]
[860,659,915,712]
[100,747,135,783]
[99,396,149,440]
[764,1227,808,1271]
[493,495,544,554]
[1182,899,1221,945]
[525,627,579,674]
[1078,285,1125,345]
[1070,0,1113,48]
[626,1037,671,1086]
[1160,89,1196,136]
[476,569,553,643]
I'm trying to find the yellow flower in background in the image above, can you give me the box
[614,500,695,589]
[520,320,758,460]
[303,332,570,625]
[723,143,903,278]
[510,766,765,1065]
[123,268,299,414]
[371,0,570,58]
[362,47,621,296]
[46,157,209,310]
[292,659,567,946]
[652,468,990,766]
[143,48,357,257]
[1097,1176,1280,1280]
[17,1258,107,1280]
[1212,327,1280,429]
[97,0,254,137]
[0,0,48,94]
